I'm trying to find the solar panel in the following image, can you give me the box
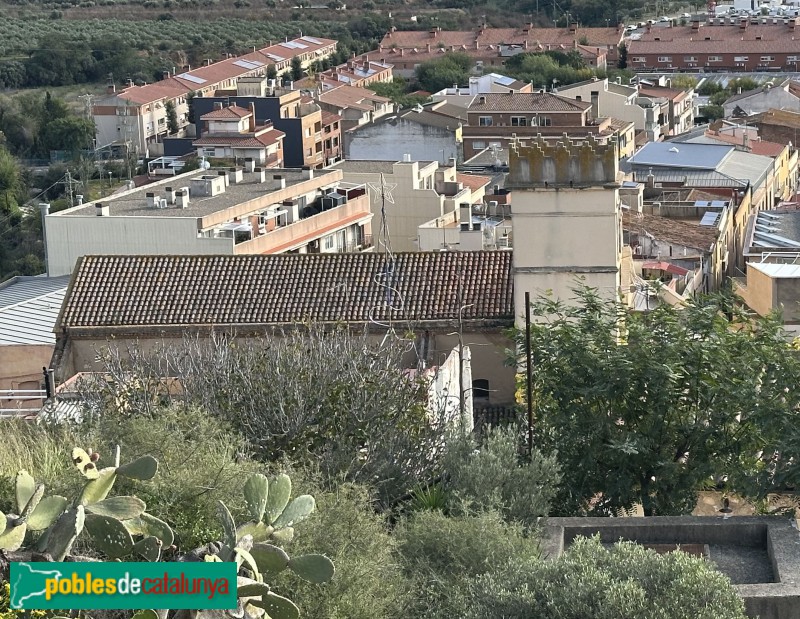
[710,200,726,207]
[301,36,323,45]
[293,41,308,48]
[493,75,516,86]
[700,212,720,226]
[280,42,301,49]
[693,200,709,207]
[265,53,285,62]
[177,73,206,84]
[233,60,259,69]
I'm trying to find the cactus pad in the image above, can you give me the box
[265,474,291,525]
[117,455,158,481]
[0,515,26,552]
[124,513,174,547]
[71,447,100,479]
[86,496,146,520]
[27,495,68,531]
[47,505,85,561]
[236,521,273,543]
[80,467,118,505]
[249,543,290,577]
[271,526,294,545]
[250,592,300,619]
[15,470,35,513]
[243,474,269,523]
[287,554,335,584]
[133,535,162,562]
[237,582,271,598]
[272,495,315,529]
[85,513,135,558]
[217,500,238,549]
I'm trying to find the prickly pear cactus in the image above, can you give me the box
[0,446,171,563]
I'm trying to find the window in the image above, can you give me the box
[683,56,697,62]
[323,235,334,250]
[306,148,312,157]
[708,55,722,62]
[657,56,672,63]
[510,116,528,127]
[478,116,493,127]
[789,56,799,62]
[538,116,552,127]
[472,141,486,149]
[761,56,775,62]
[202,147,215,157]
[734,56,749,62]
[631,56,646,62]
[472,379,490,401]
[305,127,311,137]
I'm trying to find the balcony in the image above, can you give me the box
[233,192,372,255]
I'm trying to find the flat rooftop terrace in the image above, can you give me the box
[56,168,341,219]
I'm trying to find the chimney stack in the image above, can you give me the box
[249,102,256,132]
[214,101,223,110]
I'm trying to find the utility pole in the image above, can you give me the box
[64,170,73,207]
[525,291,534,457]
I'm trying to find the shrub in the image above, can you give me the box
[461,536,748,619]
[275,479,407,619]
[442,426,561,528]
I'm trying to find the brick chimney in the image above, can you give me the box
[692,20,701,30]
[740,19,748,29]
[249,102,256,132]
[430,28,438,38]
[214,101,223,110]
[568,21,577,33]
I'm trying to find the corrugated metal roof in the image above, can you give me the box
[0,276,70,345]
[629,141,734,170]
[750,262,800,278]
[718,150,773,187]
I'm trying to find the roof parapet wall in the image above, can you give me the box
[507,134,619,188]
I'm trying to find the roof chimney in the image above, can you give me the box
[430,28,438,38]
[740,19,748,29]
[162,70,170,81]
[214,101,223,110]
[568,21,577,33]
[249,102,256,132]
[692,20,701,30]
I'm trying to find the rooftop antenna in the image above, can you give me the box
[367,173,399,334]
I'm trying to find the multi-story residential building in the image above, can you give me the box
[345,101,463,163]
[92,36,336,156]
[42,167,373,277]
[723,79,800,117]
[627,16,800,72]
[366,23,625,77]
[637,82,695,137]
[556,77,663,142]
[329,157,489,252]
[193,103,285,167]
[461,92,636,160]
[317,57,393,89]
[193,80,325,169]
[430,73,533,105]
[316,84,394,135]
[321,111,343,166]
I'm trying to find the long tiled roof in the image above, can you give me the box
[380,26,624,50]
[58,253,514,330]
[467,92,591,113]
[109,36,336,106]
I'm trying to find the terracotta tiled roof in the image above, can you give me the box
[58,253,514,330]
[380,26,623,50]
[318,84,390,111]
[320,110,341,126]
[200,105,251,120]
[457,173,492,192]
[702,131,786,157]
[750,108,800,129]
[622,210,718,252]
[108,36,336,107]
[467,92,591,113]
[628,25,800,54]
[193,128,285,148]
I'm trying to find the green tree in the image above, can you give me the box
[415,52,473,93]
[368,78,430,108]
[519,286,800,517]
[290,56,304,81]
[0,146,21,214]
[165,100,179,135]
[266,64,278,80]
[39,117,95,155]
[459,536,748,619]
[700,105,725,121]
[617,43,628,69]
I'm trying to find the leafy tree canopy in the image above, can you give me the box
[415,52,473,93]
[520,286,800,516]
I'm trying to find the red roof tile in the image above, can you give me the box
[703,131,786,157]
[200,105,251,120]
[381,26,623,50]
[58,253,514,329]
[457,173,491,192]
[468,92,591,113]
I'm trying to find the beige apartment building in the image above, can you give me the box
[43,167,373,277]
